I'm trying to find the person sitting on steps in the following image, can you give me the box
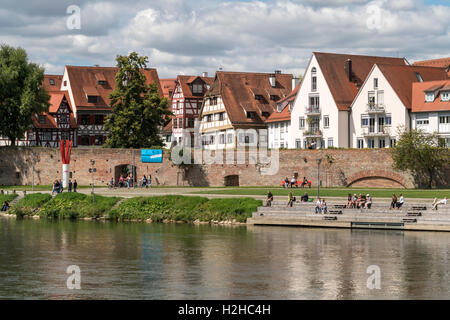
[266,191,274,207]
[1,201,10,212]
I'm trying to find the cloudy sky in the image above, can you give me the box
[1,0,449,78]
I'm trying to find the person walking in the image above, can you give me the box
[315,198,322,214]
[68,180,73,193]
[287,192,295,207]
[266,191,274,207]
[73,179,78,193]
[59,179,63,193]
[148,175,152,188]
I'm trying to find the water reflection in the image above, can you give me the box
[0,219,449,300]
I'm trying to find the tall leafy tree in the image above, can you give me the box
[0,45,49,146]
[391,128,450,188]
[104,52,171,148]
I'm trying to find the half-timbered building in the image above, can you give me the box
[171,75,214,147]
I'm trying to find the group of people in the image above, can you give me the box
[315,198,328,214]
[390,193,405,210]
[265,191,310,207]
[346,193,373,209]
[110,174,152,189]
[52,179,77,195]
[281,177,312,189]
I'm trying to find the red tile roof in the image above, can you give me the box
[43,75,63,92]
[266,83,300,123]
[66,66,163,110]
[204,71,292,127]
[160,78,177,99]
[412,80,450,112]
[34,92,77,129]
[177,75,214,99]
[377,64,448,109]
[314,52,407,110]
[413,57,450,69]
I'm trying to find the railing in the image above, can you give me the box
[305,106,321,115]
[366,103,386,113]
[303,129,323,137]
[362,126,390,136]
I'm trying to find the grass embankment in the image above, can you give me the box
[109,195,262,223]
[0,185,106,191]
[10,192,120,219]
[0,193,18,205]
[192,188,449,199]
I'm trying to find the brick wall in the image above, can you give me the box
[0,147,447,188]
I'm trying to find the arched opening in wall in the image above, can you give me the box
[114,164,137,187]
[224,175,239,187]
[348,177,406,189]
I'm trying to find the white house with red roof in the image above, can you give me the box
[412,80,450,147]
[349,64,448,149]
[289,52,408,149]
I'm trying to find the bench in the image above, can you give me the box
[324,216,338,221]
[407,212,422,217]
[411,206,427,211]
[403,218,417,223]
[329,210,343,215]
[334,205,346,209]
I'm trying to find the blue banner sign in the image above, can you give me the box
[141,149,163,163]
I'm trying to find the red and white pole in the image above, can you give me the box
[60,140,73,188]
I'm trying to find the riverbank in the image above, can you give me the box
[2,193,261,225]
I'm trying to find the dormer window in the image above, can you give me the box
[270,95,279,101]
[425,92,435,102]
[95,73,107,85]
[247,111,257,119]
[87,95,99,103]
[262,112,270,118]
[254,95,264,101]
[277,104,283,112]
[415,73,423,82]
[49,79,55,86]
[38,115,46,124]
[442,91,450,102]
[192,84,203,94]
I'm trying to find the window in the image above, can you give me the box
[368,91,375,105]
[81,136,90,146]
[357,139,364,149]
[390,138,396,147]
[262,112,270,118]
[416,118,429,125]
[361,117,369,127]
[385,115,392,126]
[379,139,386,148]
[178,118,183,128]
[299,117,305,129]
[63,81,67,87]
[98,80,106,85]
[296,139,301,149]
[166,135,172,143]
[94,115,104,125]
[49,79,55,86]
[188,118,195,128]
[377,90,384,105]
[173,120,178,129]
[426,92,435,102]
[192,84,203,94]
[227,133,233,144]
[94,135,104,146]
[254,95,264,101]
[219,133,225,144]
[327,138,334,148]
[368,139,375,149]
[209,135,215,145]
[87,95,98,103]
[374,78,378,89]
[61,131,69,141]
[440,116,450,124]
[80,115,90,125]
[218,113,225,121]
[311,67,317,92]
[309,95,320,109]
[39,115,46,124]
[280,123,284,134]
[44,132,52,141]
[323,116,329,128]
[442,92,450,102]
[247,111,257,119]
[176,101,181,110]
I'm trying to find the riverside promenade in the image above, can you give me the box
[248,200,450,232]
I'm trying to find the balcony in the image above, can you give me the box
[303,129,323,138]
[366,103,386,114]
[305,106,321,116]
[362,126,390,137]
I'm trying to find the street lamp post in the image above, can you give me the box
[89,160,96,204]
[316,158,322,199]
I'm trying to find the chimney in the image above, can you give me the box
[292,77,300,90]
[345,59,352,82]
[202,72,208,77]
[269,74,276,87]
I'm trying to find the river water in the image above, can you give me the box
[0,218,449,300]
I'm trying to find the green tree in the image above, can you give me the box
[391,128,450,188]
[0,45,49,146]
[104,52,171,148]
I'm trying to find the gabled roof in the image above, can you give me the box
[412,80,450,112]
[43,75,63,92]
[160,78,177,99]
[376,64,448,109]
[65,66,163,110]
[34,92,77,129]
[313,52,407,110]
[204,71,292,127]
[163,119,173,134]
[176,75,214,99]
[266,83,300,123]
